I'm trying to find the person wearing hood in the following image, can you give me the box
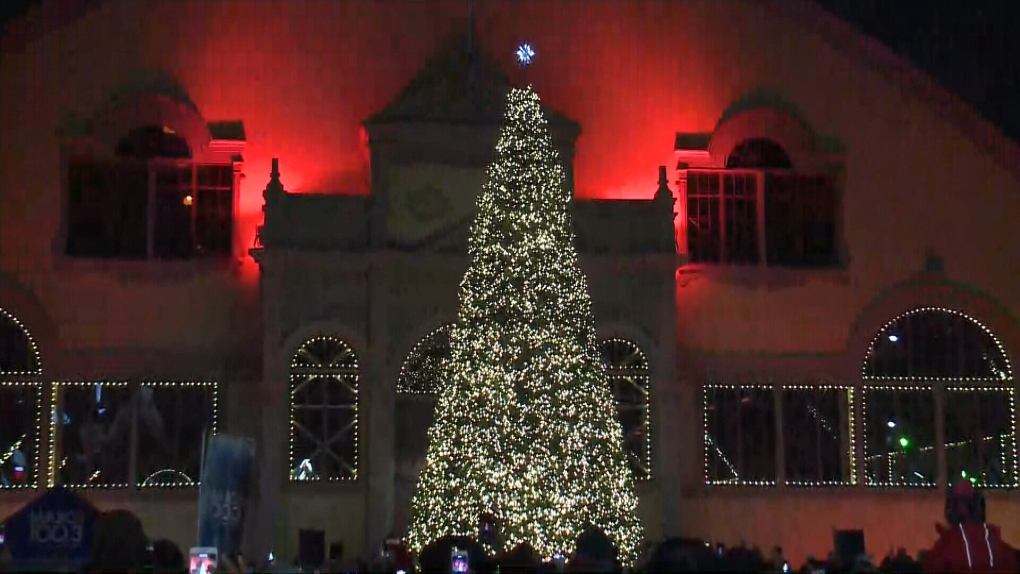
[922,479,1017,573]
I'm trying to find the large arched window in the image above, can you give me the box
[289,336,359,481]
[0,308,43,489]
[863,307,1017,488]
[601,338,651,481]
[66,124,235,260]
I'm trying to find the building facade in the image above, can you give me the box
[1,0,1018,566]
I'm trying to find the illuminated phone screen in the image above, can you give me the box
[189,547,218,574]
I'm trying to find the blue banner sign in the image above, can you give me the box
[197,434,255,556]
[2,488,98,564]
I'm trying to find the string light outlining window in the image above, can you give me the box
[0,308,43,490]
[0,307,42,376]
[397,324,453,395]
[289,336,360,482]
[862,307,1018,488]
[600,338,651,481]
[703,383,777,486]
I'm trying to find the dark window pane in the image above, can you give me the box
[864,309,1011,381]
[782,387,854,485]
[66,161,148,259]
[944,388,1018,489]
[722,173,758,264]
[136,383,218,488]
[764,174,838,268]
[153,164,194,259]
[726,138,792,169]
[0,384,42,488]
[54,383,133,487]
[116,126,191,160]
[194,189,234,256]
[0,309,40,375]
[289,337,359,481]
[863,387,936,487]
[686,172,721,263]
[704,385,777,485]
[197,165,233,189]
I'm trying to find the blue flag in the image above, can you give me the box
[197,435,255,556]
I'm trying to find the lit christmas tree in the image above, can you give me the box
[407,86,644,564]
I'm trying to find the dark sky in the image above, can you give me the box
[2,0,1019,142]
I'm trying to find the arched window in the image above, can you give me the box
[0,308,43,489]
[601,338,651,481]
[862,307,1017,488]
[66,125,235,260]
[116,125,192,159]
[289,336,359,481]
[725,138,792,169]
[397,325,453,396]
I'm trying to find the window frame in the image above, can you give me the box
[860,307,1018,490]
[703,382,779,486]
[682,168,843,269]
[63,156,238,262]
[47,380,219,490]
[0,308,44,491]
[288,336,361,483]
[780,383,857,487]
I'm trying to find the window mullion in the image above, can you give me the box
[190,162,198,256]
[774,382,785,487]
[717,173,726,264]
[934,384,947,488]
[756,172,766,267]
[146,162,156,260]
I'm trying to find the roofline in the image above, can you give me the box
[0,0,106,55]
[778,0,1020,182]
[3,0,1017,183]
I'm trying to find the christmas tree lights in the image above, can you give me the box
[407,87,643,564]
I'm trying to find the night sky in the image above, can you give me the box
[2,0,1019,143]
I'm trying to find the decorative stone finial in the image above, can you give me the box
[263,157,287,201]
[654,166,674,206]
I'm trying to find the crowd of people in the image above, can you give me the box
[0,479,1015,573]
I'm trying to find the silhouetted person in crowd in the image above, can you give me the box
[880,547,922,574]
[568,526,617,572]
[501,542,538,574]
[152,538,186,573]
[922,480,1017,573]
[90,509,148,573]
[644,538,703,572]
